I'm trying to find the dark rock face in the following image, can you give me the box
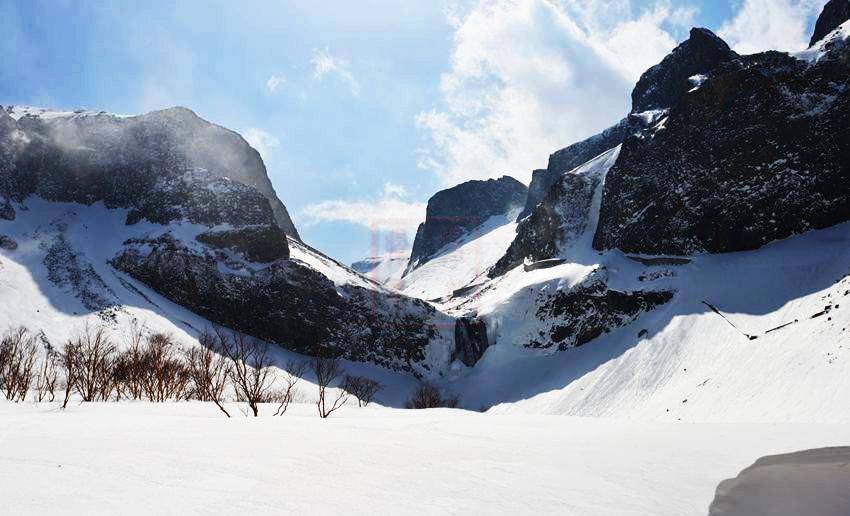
[407,176,527,271]
[497,30,737,276]
[530,271,673,351]
[631,28,737,114]
[519,119,628,220]
[491,147,619,277]
[112,235,444,373]
[594,44,850,255]
[453,317,489,367]
[196,226,289,263]
[0,199,13,221]
[0,106,298,238]
[0,234,17,250]
[810,0,850,47]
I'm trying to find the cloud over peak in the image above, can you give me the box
[300,181,426,237]
[416,0,694,188]
[718,0,827,54]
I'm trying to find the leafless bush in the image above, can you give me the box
[0,327,39,402]
[138,333,189,402]
[405,381,460,409]
[72,324,118,402]
[274,359,307,416]
[35,349,59,402]
[312,348,349,418]
[341,374,382,407]
[220,330,276,417]
[113,323,147,401]
[186,331,233,417]
[59,340,79,409]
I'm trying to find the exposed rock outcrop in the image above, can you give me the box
[196,226,290,263]
[594,38,850,255]
[453,317,489,367]
[407,176,527,272]
[809,0,850,47]
[497,29,739,276]
[530,271,673,351]
[1,106,299,238]
[112,234,446,373]
[519,119,628,220]
[0,234,17,250]
[491,147,620,277]
[631,28,737,113]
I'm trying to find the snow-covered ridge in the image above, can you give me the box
[396,212,519,302]
[4,105,126,121]
[351,250,411,285]
[794,19,850,63]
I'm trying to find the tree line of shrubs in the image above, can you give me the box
[0,324,461,416]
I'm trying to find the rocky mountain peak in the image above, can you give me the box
[810,0,850,47]
[407,176,527,272]
[1,105,299,239]
[631,27,737,113]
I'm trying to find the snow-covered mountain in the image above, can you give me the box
[4,1,850,421]
[349,3,850,421]
[405,176,527,274]
[0,106,457,376]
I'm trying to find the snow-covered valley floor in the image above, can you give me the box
[1,402,849,515]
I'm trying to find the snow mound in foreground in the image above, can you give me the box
[709,447,850,516]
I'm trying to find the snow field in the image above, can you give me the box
[1,402,849,515]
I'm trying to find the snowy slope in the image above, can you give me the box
[394,212,519,301]
[351,250,411,285]
[795,19,850,63]
[289,238,385,291]
[447,201,850,422]
[0,197,426,402]
[360,139,850,422]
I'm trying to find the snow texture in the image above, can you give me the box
[2,403,850,515]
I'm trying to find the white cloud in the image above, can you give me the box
[300,180,425,236]
[242,127,280,161]
[718,0,827,54]
[265,73,287,94]
[382,182,410,198]
[416,0,693,187]
[311,47,360,95]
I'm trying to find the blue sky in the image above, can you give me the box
[1,0,827,264]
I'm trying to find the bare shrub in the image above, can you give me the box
[113,323,147,401]
[35,349,59,402]
[72,324,117,402]
[186,332,233,417]
[273,359,307,416]
[311,348,349,418]
[0,327,39,402]
[138,333,189,402]
[220,330,276,417]
[405,381,460,409]
[59,340,80,409]
[341,374,382,407]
